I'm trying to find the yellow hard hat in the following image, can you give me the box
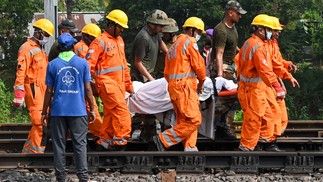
[82,24,101,37]
[106,9,129,28]
[33,18,54,37]
[182,17,206,33]
[270,16,283,30]
[251,14,275,29]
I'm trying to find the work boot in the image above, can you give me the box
[215,126,237,140]
[264,141,284,152]
[254,142,264,151]
[153,135,166,152]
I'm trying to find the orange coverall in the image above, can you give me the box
[269,39,295,135]
[74,40,103,138]
[86,31,133,149]
[236,35,280,151]
[14,39,47,154]
[160,34,206,151]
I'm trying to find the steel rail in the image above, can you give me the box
[1,151,323,174]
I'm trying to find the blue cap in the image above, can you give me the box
[58,33,76,49]
[206,29,213,36]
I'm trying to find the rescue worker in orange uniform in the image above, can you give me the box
[235,14,285,151]
[74,23,103,139]
[257,16,300,151]
[86,9,134,151]
[12,19,54,153]
[268,16,299,141]
[153,17,206,152]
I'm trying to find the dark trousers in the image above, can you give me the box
[50,116,89,182]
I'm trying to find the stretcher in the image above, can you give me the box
[125,77,238,139]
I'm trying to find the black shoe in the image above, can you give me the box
[254,142,264,151]
[153,135,166,152]
[216,126,237,140]
[94,143,107,151]
[264,142,284,152]
[110,145,127,151]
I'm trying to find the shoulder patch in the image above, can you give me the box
[193,43,199,50]
[86,54,91,60]
[262,59,268,66]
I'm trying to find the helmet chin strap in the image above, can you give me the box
[113,23,118,38]
[264,27,270,40]
[192,28,196,37]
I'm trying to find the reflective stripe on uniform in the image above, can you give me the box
[161,128,182,147]
[29,47,42,56]
[239,145,252,151]
[162,132,174,146]
[249,44,259,60]
[184,147,198,152]
[169,72,196,80]
[241,42,250,61]
[100,138,113,149]
[99,40,106,52]
[75,47,83,56]
[169,128,181,143]
[182,39,191,54]
[113,136,127,145]
[14,85,25,91]
[240,74,262,83]
[259,137,270,143]
[23,139,45,153]
[95,65,124,75]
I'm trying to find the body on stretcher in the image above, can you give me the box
[125,77,238,139]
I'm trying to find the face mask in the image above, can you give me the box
[266,31,272,40]
[40,36,50,45]
[195,34,201,41]
[34,35,49,46]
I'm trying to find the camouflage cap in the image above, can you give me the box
[146,9,169,26]
[162,18,179,33]
[225,0,247,15]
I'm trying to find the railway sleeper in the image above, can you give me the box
[2,152,323,174]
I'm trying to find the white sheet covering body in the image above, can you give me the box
[126,78,173,114]
[125,77,237,139]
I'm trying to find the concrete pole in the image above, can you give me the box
[44,0,58,54]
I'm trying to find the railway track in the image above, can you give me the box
[1,120,323,139]
[1,120,323,174]
[1,151,323,174]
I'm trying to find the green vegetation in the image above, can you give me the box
[0,0,322,122]
[0,80,29,123]
[285,63,323,120]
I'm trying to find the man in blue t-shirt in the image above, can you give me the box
[41,33,95,182]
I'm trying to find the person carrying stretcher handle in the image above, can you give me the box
[153,16,206,152]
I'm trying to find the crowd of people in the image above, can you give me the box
[11,0,300,181]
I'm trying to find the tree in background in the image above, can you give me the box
[0,0,322,121]
[0,0,43,74]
